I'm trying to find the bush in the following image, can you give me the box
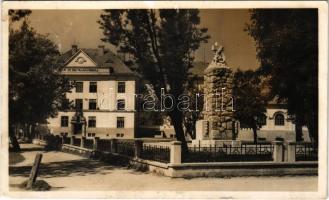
[44,134,62,151]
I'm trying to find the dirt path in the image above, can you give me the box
[9,144,318,191]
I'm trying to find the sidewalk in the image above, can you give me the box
[9,144,318,191]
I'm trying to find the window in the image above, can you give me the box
[117,117,125,128]
[75,82,83,93]
[257,114,267,126]
[117,99,125,111]
[275,113,285,126]
[118,81,126,93]
[116,133,124,137]
[88,116,96,128]
[61,116,69,127]
[89,99,97,110]
[89,82,97,93]
[87,133,96,137]
[75,99,83,110]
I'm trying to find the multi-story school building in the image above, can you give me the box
[47,45,138,139]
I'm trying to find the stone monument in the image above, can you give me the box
[193,42,236,146]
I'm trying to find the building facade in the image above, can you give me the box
[238,101,311,142]
[47,45,138,139]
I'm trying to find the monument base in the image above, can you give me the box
[191,139,241,147]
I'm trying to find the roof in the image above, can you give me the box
[59,48,135,75]
[267,96,287,105]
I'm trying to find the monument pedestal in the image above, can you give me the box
[195,119,238,147]
[193,43,239,148]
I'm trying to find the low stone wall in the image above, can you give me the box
[168,162,318,178]
[59,142,318,178]
[237,129,311,142]
[61,144,94,158]
[101,148,318,178]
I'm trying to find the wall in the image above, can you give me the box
[237,107,310,142]
[66,78,135,111]
[238,128,311,142]
[260,108,294,131]
[168,162,318,178]
[47,110,135,139]
[47,76,136,139]
[58,141,318,178]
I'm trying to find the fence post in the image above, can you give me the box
[272,141,284,162]
[111,139,118,153]
[81,137,86,148]
[170,141,182,165]
[134,139,143,158]
[93,137,99,151]
[70,136,75,145]
[287,141,296,162]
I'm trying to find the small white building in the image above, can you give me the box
[237,99,311,142]
[47,45,138,139]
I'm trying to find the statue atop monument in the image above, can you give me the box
[208,42,228,69]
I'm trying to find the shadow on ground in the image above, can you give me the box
[9,153,26,165]
[18,147,45,152]
[9,145,45,165]
[9,158,116,178]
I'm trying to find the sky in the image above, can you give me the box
[27,9,259,71]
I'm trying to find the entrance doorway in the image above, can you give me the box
[73,123,83,135]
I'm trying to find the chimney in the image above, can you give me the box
[72,44,78,54]
[98,45,105,56]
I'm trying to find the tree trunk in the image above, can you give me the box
[9,125,21,152]
[307,119,318,147]
[295,115,303,142]
[191,121,196,139]
[31,124,36,141]
[252,123,257,144]
[24,124,29,140]
[26,124,33,142]
[183,119,196,140]
[169,110,189,156]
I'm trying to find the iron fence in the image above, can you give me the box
[73,137,81,147]
[84,139,94,149]
[98,139,112,152]
[295,142,318,161]
[117,140,135,157]
[183,144,274,162]
[140,145,170,163]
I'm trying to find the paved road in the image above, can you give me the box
[9,144,318,192]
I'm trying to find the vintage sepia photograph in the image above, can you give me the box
[1,1,328,199]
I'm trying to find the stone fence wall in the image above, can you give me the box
[34,135,318,178]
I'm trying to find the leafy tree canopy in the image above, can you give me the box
[246,9,318,143]
[233,69,268,143]
[9,14,72,130]
[98,9,209,152]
